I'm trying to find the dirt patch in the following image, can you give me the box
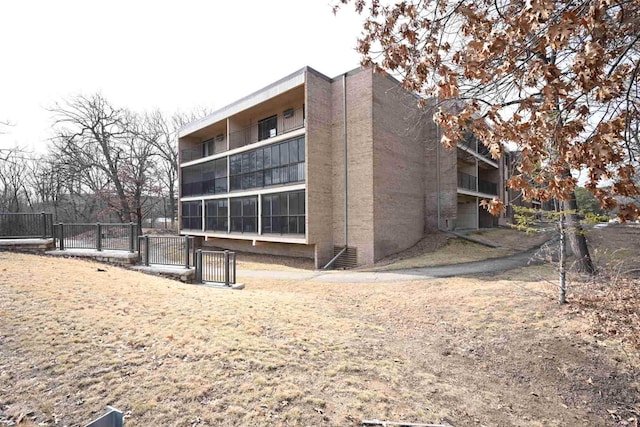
[1,253,638,426]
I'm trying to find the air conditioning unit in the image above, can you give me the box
[215,134,225,142]
[283,108,294,118]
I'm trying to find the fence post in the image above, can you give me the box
[59,223,65,250]
[191,237,197,267]
[96,223,102,251]
[232,252,236,284]
[144,235,150,266]
[196,249,203,283]
[184,235,190,269]
[41,212,47,238]
[129,222,135,253]
[224,250,230,287]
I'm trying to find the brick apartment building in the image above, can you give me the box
[177,66,509,268]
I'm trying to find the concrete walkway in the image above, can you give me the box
[237,244,549,283]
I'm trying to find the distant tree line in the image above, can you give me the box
[0,93,208,232]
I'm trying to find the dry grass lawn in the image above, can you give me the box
[364,228,551,271]
[1,252,639,426]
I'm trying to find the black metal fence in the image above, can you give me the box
[458,171,477,192]
[196,250,236,286]
[56,223,138,252]
[138,235,196,267]
[478,179,498,195]
[0,212,54,238]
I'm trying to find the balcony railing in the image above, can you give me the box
[458,172,498,195]
[182,179,223,197]
[229,107,305,149]
[458,171,477,192]
[181,135,227,163]
[478,179,498,195]
[458,135,494,162]
[180,108,305,164]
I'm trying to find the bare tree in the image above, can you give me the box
[50,93,135,223]
[140,108,212,229]
[0,147,34,212]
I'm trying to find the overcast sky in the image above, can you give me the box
[0,0,364,152]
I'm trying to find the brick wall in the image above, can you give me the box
[371,72,426,261]
[201,237,315,259]
[305,70,335,268]
[330,69,376,265]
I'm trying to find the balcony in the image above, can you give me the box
[458,134,495,163]
[458,171,477,192]
[229,107,305,150]
[181,134,227,163]
[180,108,305,164]
[478,180,498,195]
[458,171,498,195]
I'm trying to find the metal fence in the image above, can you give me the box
[478,179,498,195]
[196,250,236,285]
[138,235,196,267]
[0,212,54,238]
[458,171,477,192]
[56,223,138,252]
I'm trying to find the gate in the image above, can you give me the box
[138,235,195,268]
[195,250,236,286]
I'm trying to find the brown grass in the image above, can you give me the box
[1,252,638,426]
[364,228,551,271]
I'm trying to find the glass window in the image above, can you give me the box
[280,143,289,165]
[230,155,241,174]
[205,199,228,232]
[261,191,305,235]
[214,136,305,193]
[298,138,305,162]
[181,201,202,230]
[229,196,257,233]
[258,115,277,141]
[264,147,271,169]
[271,145,280,167]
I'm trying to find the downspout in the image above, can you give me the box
[343,73,348,248]
[436,123,441,231]
[322,73,349,270]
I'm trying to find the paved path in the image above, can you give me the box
[237,245,549,283]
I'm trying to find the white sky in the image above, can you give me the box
[0,0,364,152]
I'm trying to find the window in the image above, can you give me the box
[262,190,305,235]
[205,199,228,232]
[229,136,305,191]
[203,138,215,157]
[258,115,277,141]
[181,201,202,230]
[181,158,227,197]
[230,196,257,233]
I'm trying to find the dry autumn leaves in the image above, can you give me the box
[337,0,640,220]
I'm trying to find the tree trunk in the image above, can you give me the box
[558,215,567,304]
[562,192,596,274]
